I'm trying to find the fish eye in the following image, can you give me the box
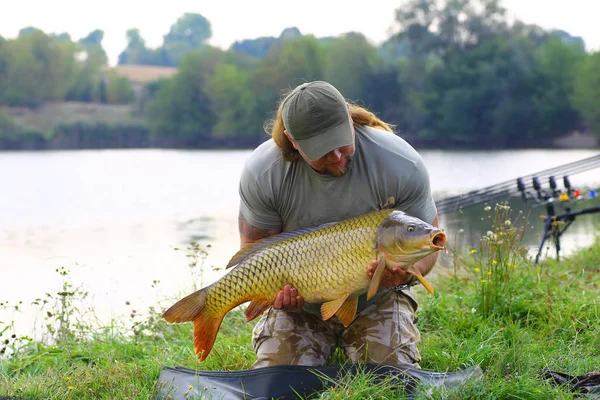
[407,224,415,232]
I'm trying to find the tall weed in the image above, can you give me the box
[465,203,529,318]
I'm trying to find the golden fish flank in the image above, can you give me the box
[162,209,446,361]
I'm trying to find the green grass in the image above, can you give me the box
[1,204,599,399]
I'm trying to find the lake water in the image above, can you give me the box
[1,148,599,338]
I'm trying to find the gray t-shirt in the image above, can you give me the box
[238,125,437,314]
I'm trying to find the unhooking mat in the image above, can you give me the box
[540,368,600,399]
[154,363,484,400]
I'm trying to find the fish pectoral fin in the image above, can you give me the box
[407,265,435,295]
[245,299,272,322]
[367,256,387,300]
[335,297,358,327]
[321,294,351,322]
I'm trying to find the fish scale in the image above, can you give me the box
[204,210,391,313]
[163,208,446,361]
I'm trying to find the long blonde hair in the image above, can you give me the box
[264,91,395,162]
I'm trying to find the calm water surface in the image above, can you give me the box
[1,148,599,337]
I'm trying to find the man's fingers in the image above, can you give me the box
[289,287,305,308]
[273,290,284,309]
[281,284,292,308]
[367,258,378,276]
[289,287,298,307]
[366,258,413,287]
[273,285,305,309]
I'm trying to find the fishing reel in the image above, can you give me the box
[516,174,600,264]
[517,175,597,206]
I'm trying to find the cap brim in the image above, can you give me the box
[294,120,353,162]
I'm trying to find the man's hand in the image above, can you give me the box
[367,259,413,288]
[273,284,305,309]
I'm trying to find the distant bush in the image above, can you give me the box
[0,110,48,149]
[50,122,150,149]
[0,109,16,133]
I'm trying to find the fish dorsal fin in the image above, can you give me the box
[226,221,338,269]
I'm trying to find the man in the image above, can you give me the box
[238,81,439,369]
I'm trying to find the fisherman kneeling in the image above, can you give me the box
[238,81,439,368]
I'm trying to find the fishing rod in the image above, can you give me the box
[438,153,600,206]
[436,154,600,211]
[517,173,600,264]
[436,163,598,214]
[435,153,600,264]
[436,154,600,214]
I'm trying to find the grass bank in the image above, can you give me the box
[1,204,599,399]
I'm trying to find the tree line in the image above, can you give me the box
[0,0,599,150]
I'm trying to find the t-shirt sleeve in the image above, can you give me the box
[238,166,283,230]
[394,156,438,224]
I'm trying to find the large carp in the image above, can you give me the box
[163,209,446,361]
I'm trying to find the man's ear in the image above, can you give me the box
[284,130,299,150]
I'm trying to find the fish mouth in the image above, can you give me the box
[430,231,447,250]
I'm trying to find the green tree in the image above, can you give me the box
[360,60,408,132]
[231,36,277,59]
[163,13,211,48]
[162,13,211,66]
[397,53,444,136]
[105,72,135,104]
[97,77,108,103]
[79,29,108,66]
[572,52,600,135]
[250,36,326,128]
[207,64,256,138]
[324,33,377,101]
[533,36,586,136]
[0,109,16,135]
[64,30,108,103]
[18,26,43,37]
[118,29,166,66]
[146,47,226,145]
[392,0,508,56]
[0,39,8,101]
[52,32,71,42]
[0,31,76,106]
[416,37,541,145]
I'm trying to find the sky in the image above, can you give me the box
[1,0,599,66]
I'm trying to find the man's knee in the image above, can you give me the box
[252,308,335,368]
[342,291,422,367]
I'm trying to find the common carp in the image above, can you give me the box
[163,209,446,361]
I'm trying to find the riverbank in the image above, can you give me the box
[1,204,598,398]
[1,102,598,151]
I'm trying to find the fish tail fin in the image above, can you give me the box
[162,288,226,361]
[192,309,225,361]
[163,288,209,324]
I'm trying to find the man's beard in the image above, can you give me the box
[321,157,353,177]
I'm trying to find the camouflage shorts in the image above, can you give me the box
[252,290,422,368]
